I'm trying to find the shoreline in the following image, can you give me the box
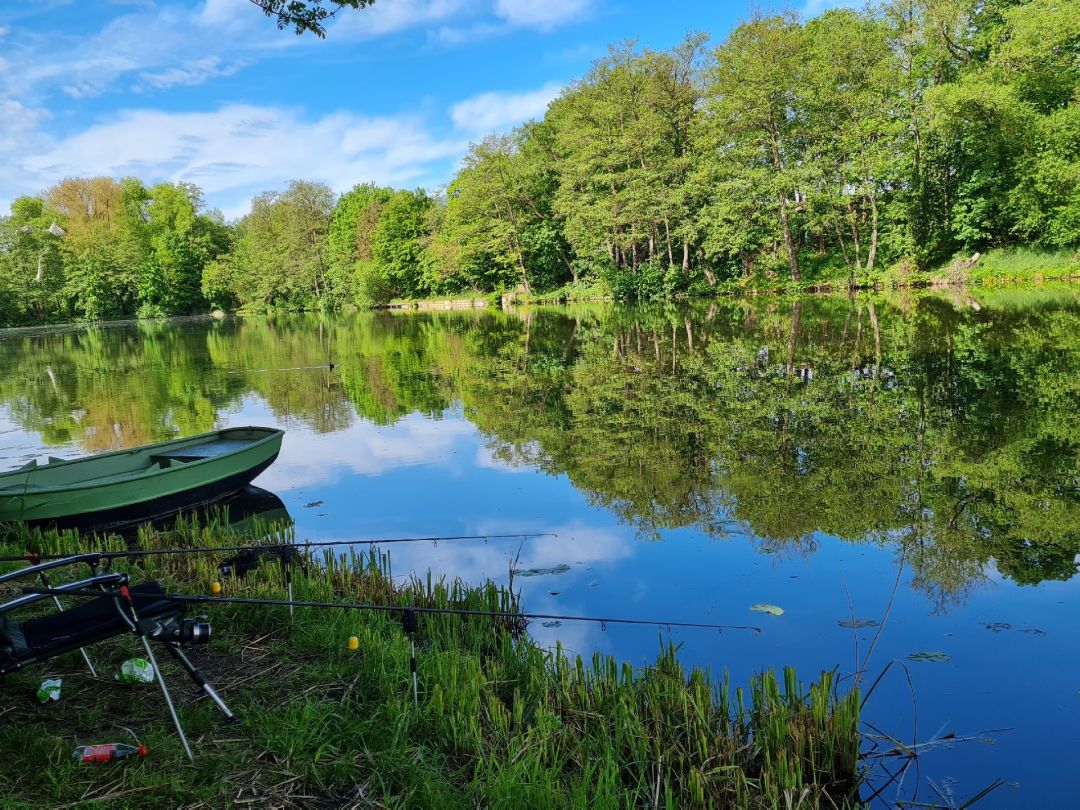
[0,520,865,806]
[2,272,1079,333]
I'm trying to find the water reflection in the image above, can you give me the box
[89,485,294,541]
[1,291,1078,606]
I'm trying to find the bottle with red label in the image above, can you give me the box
[72,743,148,763]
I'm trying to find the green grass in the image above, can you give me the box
[0,520,865,807]
[935,247,1080,286]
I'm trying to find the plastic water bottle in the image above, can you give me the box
[72,743,147,763]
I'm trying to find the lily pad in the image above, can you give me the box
[541,621,562,628]
[838,618,879,629]
[908,650,952,663]
[512,564,572,577]
[1021,628,1047,637]
[750,603,784,616]
[980,622,1011,633]
[304,500,324,508]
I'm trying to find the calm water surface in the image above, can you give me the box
[2,291,1078,806]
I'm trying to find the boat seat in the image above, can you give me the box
[152,439,255,462]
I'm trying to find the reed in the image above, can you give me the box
[0,518,865,807]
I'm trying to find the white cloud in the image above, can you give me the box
[494,0,592,29]
[331,0,479,38]
[136,57,245,91]
[2,0,305,102]
[450,81,562,132]
[8,103,466,218]
[429,21,503,46]
[0,98,46,151]
[2,0,590,104]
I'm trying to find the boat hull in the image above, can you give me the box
[27,453,280,531]
[0,427,283,528]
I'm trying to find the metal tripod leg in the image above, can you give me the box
[166,644,235,721]
[40,573,96,677]
[140,636,193,761]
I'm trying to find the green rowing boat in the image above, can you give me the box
[0,427,283,528]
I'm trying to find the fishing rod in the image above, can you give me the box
[24,586,764,635]
[0,533,556,565]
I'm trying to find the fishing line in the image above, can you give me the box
[0,533,557,564]
[24,586,763,634]
[226,364,336,374]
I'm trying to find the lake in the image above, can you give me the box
[1,289,1078,806]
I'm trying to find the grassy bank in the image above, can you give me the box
[926,248,1080,287]
[0,520,864,807]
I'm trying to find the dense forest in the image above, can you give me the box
[1,0,1077,324]
[3,290,1079,604]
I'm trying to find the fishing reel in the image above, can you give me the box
[140,616,212,645]
[176,618,212,644]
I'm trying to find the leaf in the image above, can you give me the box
[512,564,571,577]
[541,621,562,628]
[750,603,784,616]
[838,618,878,629]
[980,622,1011,633]
[907,650,951,663]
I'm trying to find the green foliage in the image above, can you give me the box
[250,0,374,38]
[2,1,1078,323]
[327,182,394,308]
[216,180,336,312]
[370,189,437,299]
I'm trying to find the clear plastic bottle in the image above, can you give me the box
[72,743,148,763]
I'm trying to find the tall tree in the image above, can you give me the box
[327,182,394,307]
[702,15,809,282]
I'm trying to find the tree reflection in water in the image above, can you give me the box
[1,289,1078,606]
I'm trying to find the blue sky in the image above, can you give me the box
[1,0,845,219]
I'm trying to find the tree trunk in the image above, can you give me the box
[517,254,531,295]
[778,196,800,282]
[664,219,674,266]
[767,122,800,282]
[849,205,862,272]
[681,241,690,271]
[833,220,854,283]
[866,189,879,274]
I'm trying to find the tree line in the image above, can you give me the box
[2,0,1077,324]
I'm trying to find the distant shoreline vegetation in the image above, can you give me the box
[1,2,1078,326]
